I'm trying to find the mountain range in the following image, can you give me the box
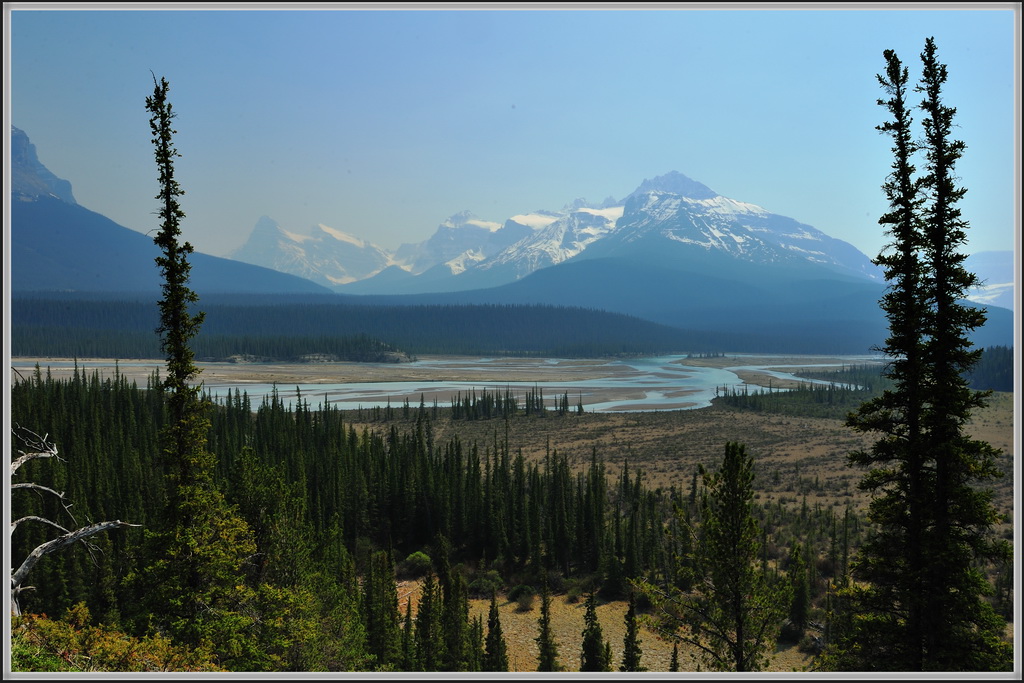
[8,126,1013,354]
[229,171,886,297]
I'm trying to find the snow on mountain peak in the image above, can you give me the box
[232,170,882,293]
[280,227,315,244]
[507,212,561,230]
[624,171,718,202]
[576,205,625,222]
[316,223,368,247]
[467,218,503,232]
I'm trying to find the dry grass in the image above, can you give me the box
[395,578,815,673]
[385,390,1014,521]
[383,389,1015,673]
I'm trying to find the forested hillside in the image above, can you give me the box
[10,298,735,358]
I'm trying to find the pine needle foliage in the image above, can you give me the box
[823,38,1012,673]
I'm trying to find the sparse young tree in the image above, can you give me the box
[482,592,509,672]
[619,591,645,672]
[415,570,444,671]
[400,597,415,670]
[786,542,811,639]
[579,591,610,672]
[639,443,787,672]
[827,38,1012,672]
[534,577,561,672]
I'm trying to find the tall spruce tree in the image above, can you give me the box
[362,550,401,668]
[826,38,1012,672]
[125,75,259,666]
[915,38,1010,670]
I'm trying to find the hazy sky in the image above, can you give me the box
[6,4,1019,260]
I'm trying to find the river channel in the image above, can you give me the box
[197,356,872,413]
[12,354,883,413]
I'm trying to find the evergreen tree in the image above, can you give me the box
[579,591,610,672]
[483,592,509,672]
[669,642,680,672]
[619,592,645,672]
[828,38,1012,672]
[786,542,811,639]
[534,577,561,672]
[400,597,416,670]
[414,570,444,671]
[639,443,787,672]
[465,614,484,672]
[126,75,259,667]
[914,36,1010,670]
[362,550,401,668]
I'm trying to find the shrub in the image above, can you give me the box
[467,570,503,598]
[516,592,536,612]
[400,551,432,578]
[798,634,824,655]
[507,584,535,603]
[544,570,567,594]
[11,605,223,672]
[778,620,805,644]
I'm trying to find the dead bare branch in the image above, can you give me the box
[11,482,65,498]
[10,426,142,616]
[11,425,62,475]
[11,520,141,615]
[10,515,71,536]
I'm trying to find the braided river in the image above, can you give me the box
[14,354,884,413]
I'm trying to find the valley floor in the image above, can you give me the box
[10,355,1015,673]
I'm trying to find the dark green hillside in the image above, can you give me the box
[10,298,733,358]
[11,195,332,295]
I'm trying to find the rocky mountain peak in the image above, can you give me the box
[623,171,718,202]
[11,126,78,204]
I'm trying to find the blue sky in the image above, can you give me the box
[5,5,1019,260]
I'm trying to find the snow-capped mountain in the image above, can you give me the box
[578,172,882,283]
[348,171,881,294]
[234,170,888,296]
[229,216,394,287]
[453,204,624,289]
[392,210,526,275]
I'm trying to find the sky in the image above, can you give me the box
[5,4,1020,261]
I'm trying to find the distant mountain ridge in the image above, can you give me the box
[233,169,885,296]
[228,216,394,287]
[9,126,333,296]
[11,126,77,204]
